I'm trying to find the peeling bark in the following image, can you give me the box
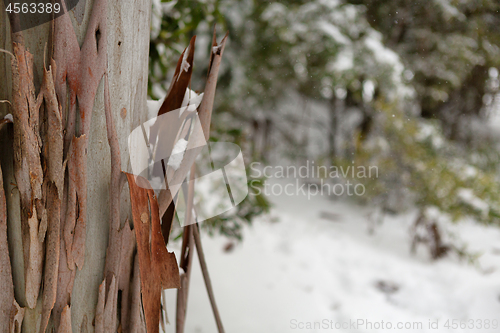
[40,182,60,333]
[3,2,224,331]
[95,279,106,333]
[10,43,44,215]
[39,59,64,333]
[129,253,146,333]
[10,300,24,333]
[95,274,118,333]
[0,165,16,330]
[100,72,126,333]
[24,208,43,309]
[151,37,196,243]
[64,134,87,271]
[117,222,136,332]
[9,42,45,310]
[51,0,109,326]
[54,0,108,277]
[43,59,64,198]
[103,275,117,332]
[157,36,196,117]
[125,173,180,333]
[57,305,72,333]
[158,30,228,219]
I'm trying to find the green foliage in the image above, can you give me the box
[348,0,500,120]
[149,0,225,98]
[149,1,272,239]
[340,99,500,225]
[149,0,500,239]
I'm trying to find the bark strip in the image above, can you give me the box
[10,42,45,310]
[158,29,228,224]
[175,165,196,333]
[39,58,64,333]
[0,165,18,330]
[125,173,180,333]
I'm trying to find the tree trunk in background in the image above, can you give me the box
[329,96,343,160]
[0,1,151,331]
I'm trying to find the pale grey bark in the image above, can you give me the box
[0,1,151,332]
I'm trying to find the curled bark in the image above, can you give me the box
[0,165,19,331]
[6,13,66,328]
[40,182,60,333]
[10,42,45,310]
[24,209,43,309]
[157,36,196,117]
[10,43,43,215]
[125,173,180,333]
[117,222,136,332]
[158,29,228,219]
[4,3,226,331]
[129,253,146,333]
[95,279,106,333]
[9,300,24,333]
[63,135,87,271]
[57,305,72,333]
[39,58,64,333]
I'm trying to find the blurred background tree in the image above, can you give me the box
[148,0,500,245]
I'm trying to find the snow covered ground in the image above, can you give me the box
[163,178,500,332]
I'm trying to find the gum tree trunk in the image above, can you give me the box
[0,1,151,331]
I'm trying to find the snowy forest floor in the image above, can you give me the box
[163,178,500,333]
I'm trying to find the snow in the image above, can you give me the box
[317,21,350,45]
[457,188,490,217]
[416,121,445,148]
[261,3,287,23]
[180,46,191,74]
[180,89,202,113]
[365,31,400,66]
[147,88,203,121]
[462,165,478,180]
[147,98,165,120]
[433,0,466,21]
[161,0,177,13]
[162,178,500,332]
[150,0,163,40]
[364,30,414,99]
[212,45,223,55]
[149,176,165,191]
[151,0,178,40]
[167,138,188,170]
[3,113,13,122]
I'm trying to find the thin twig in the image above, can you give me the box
[175,225,193,333]
[0,48,14,59]
[192,223,225,333]
[175,165,196,333]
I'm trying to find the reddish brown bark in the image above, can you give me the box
[125,173,180,333]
